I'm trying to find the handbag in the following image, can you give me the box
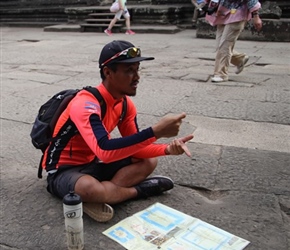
[110,2,120,13]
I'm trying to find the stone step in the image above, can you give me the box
[88,13,116,18]
[80,23,123,32]
[2,21,63,27]
[1,17,67,22]
[129,24,181,33]
[84,18,125,23]
[0,0,89,7]
[80,23,180,33]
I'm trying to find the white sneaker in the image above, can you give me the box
[211,75,228,82]
[235,56,249,74]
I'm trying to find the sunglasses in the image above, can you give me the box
[101,47,141,67]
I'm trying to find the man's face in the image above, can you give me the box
[104,62,140,98]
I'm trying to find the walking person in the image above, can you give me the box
[43,40,194,222]
[104,0,135,36]
[204,0,263,82]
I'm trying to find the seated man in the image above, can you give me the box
[43,40,194,222]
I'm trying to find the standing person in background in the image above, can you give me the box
[104,0,135,36]
[191,0,206,27]
[204,0,263,82]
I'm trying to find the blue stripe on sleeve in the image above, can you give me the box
[89,114,154,150]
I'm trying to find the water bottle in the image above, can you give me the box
[63,191,84,250]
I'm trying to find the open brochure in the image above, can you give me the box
[103,203,250,250]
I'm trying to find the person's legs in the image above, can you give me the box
[75,176,136,204]
[47,159,137,222]
[215,24,224,52]
[192,2,205,26]
[75,158,157,204]
[111,158,157,187]
[230,21,248,75]
[213,21,245,81]
[192,8,199,25]
[48,158,173,221]
[212,24,226,82]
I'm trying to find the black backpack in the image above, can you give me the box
[30,86,127,178]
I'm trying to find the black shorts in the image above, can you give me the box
[46,157,132,199]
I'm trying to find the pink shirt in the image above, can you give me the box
[205,0,261,26]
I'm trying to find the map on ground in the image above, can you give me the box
[103,202,250,250]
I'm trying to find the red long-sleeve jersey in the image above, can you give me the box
[42,83,167,172]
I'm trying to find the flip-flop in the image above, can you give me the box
[83,203,114,222]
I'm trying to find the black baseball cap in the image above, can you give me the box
[99,40,154,68]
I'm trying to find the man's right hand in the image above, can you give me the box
[152,113,186,139]
[253,15,262,31]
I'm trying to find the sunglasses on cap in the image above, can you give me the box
[101,47,141,67]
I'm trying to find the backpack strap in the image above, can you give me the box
[38,155,44,178]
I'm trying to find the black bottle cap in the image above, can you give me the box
[63,191,82,205]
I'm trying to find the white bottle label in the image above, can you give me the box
[63,204,82,219]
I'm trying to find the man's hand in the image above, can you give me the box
[152,113,187,139]
[253,15,262,31]
[165,134,194,157]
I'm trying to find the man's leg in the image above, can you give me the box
[111,158,157,187]
[75,158,157,204]
[49,158,173,222]
[213,21,245,80]
[212,24,226,80]
[75,176,137,204]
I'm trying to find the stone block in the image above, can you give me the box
[260,0,282,19]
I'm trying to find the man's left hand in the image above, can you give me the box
[165,134,194,157]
